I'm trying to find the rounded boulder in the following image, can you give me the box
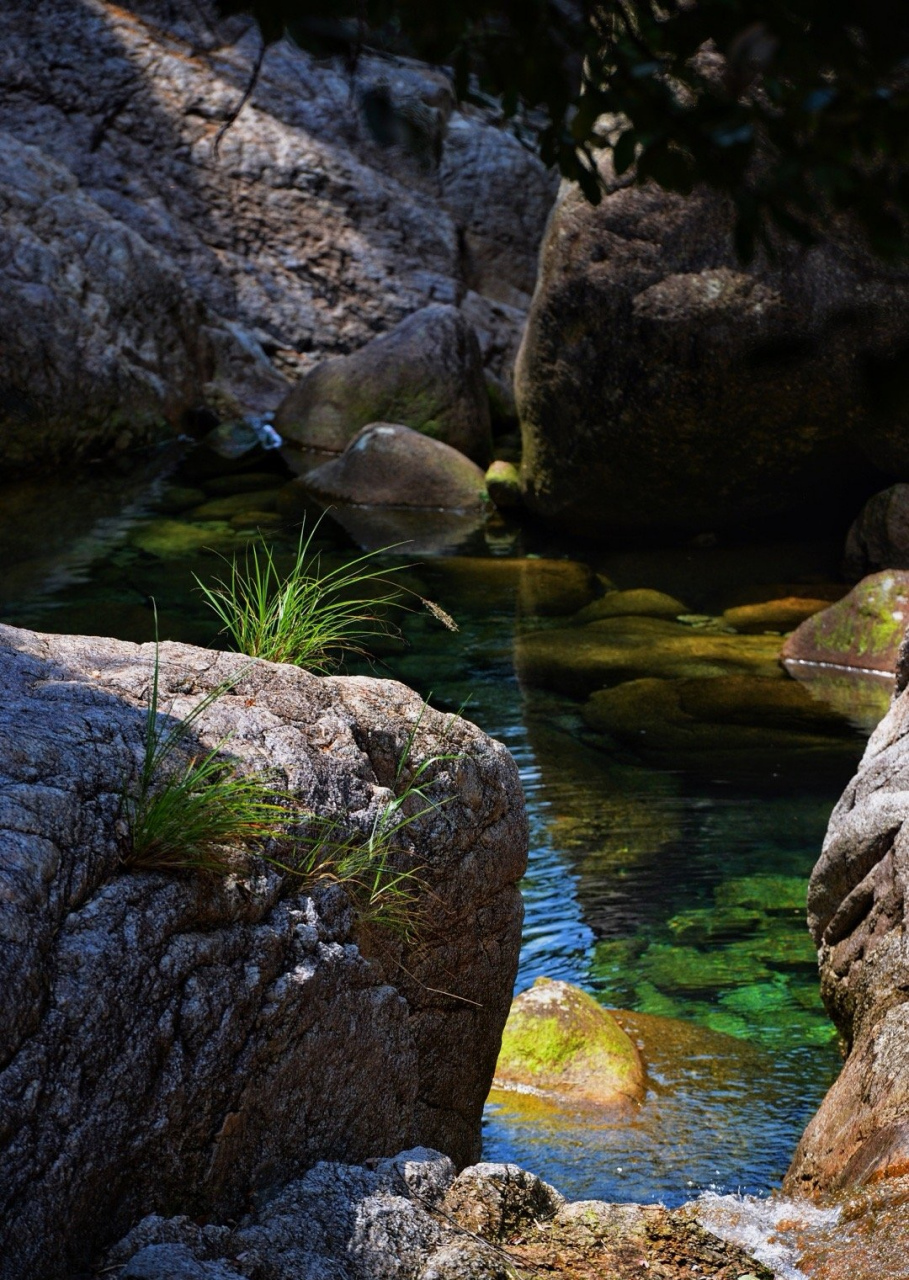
[300,422,488,510]
[493,977,645,1107]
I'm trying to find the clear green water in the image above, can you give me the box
[0,445,888,1208]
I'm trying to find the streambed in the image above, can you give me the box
[0,444,890,1209]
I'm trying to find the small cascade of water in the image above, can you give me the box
[697,1176,909,1280]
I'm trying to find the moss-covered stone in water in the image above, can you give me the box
[494,977,646,1106]
[129,519,241,558]
[573,588,689,623]
[189,489,280,520]
[666,906,763,945]
[515,618,784,699]
[637,943,771,995]
[715,874,806,916]
[722,597,832,634]
[781,570,909,674]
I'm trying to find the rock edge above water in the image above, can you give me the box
[0,625,527,1279]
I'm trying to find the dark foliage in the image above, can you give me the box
[217,1,909,258]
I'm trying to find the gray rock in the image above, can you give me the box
[275,307,492,465]
[0,627,526,1279]
[845,485,909,579]
[121,1244,246,1280]
[785,656,909,1194]
[0,1,554,471]
[515,157,909,538]
[418,1241,511,1280]
[440,1164,565,1243]
[300,422,488,511]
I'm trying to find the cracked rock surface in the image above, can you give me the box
[786,639,909,1193]
[0,0,556,470]
[0,625,526,1279]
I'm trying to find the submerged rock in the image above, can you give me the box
[574,587,689,623]
[581,673,862,781]
[275,305,493,464]
[0,626,527,1277]
[300,422,488,511]
[493,977,646,1107]
[781,569,909,675]
[722,596,833,634]
[516,615,783,699]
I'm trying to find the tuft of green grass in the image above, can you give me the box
[194,520,407,672]
[121,639,458,946]
[121,641,287,873]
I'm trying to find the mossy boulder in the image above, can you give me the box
[484,459,522,511]
[275,305,492,465]
[781,570,909,674]
[300,423,488,511]
[494,978,646,1107]
[515,616,783,698]
[722,597,833,634]
[574,588,689,623]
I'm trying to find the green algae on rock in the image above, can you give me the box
[580,673,863,781]
[129,518,245,559]
[494,977,646,1107]
[484,459,522,511]
[781,570,909,674]
[574,587,689,623]
[722,596,833,634]
[422,555,599,619]
[515,617,784,699]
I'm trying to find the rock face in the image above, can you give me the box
[301,423,488,511]
[0,0,556,471]
[515,162,909,538]
[0,625,527,1279]
[845,484,909,580]
[781,570,909,675]
[786,639,909,1194]
[275,305,493,464]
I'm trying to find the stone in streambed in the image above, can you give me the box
[422,556,599,618]
[781,570,909,675]
[275,304,492,465]
[484,459,522,511]
[515,616,783,698]
[493,977,645,1107]
[581,674,862,781]
[189,489,280,520]
[574,587,689,623]
[723,597,833,634]
[300,423,487,510]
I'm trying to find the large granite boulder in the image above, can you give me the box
[786,635,909,1194]
[275,306,492,464]
[0,625,527,1278]
[0,0,555,471]
[515,159,909,538]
